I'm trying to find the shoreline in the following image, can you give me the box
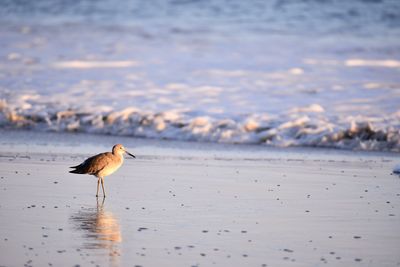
[1,128,398,159]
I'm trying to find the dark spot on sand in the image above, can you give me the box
[125,207,130,210]
[138,227,148,232]
[353,236,361,239]
[42,234,48,238]
[243,254,248,257]
[355,258,362,262]
[54,206,58,209]
[283,249,293,253]
[241,230,247,233]
[330,251,335,255]
[53,181,58,184]
[174,246,181,250]
[202,230,208,233]
[200,253,206,256]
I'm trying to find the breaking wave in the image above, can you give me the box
[1,98,399,152]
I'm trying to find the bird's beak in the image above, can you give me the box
[125,150,136,158]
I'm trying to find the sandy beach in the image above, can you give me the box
[0,129,399,267]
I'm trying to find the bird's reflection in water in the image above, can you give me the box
[70,198,121,266]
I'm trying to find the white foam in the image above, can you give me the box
[289,104,325,113]
[0,94,398,151]
[345,59,400,68]
[53,60,139,69]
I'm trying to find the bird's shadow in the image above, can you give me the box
[70,197,122,261]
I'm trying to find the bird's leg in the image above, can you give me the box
[100,177,106,197]
[96,177,100,197]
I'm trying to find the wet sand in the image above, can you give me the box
[0,130,399,267]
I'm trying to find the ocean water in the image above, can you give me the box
[0,0,399,151]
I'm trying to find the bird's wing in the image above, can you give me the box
[77,152,114,175]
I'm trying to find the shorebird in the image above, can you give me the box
[69,144,135,197]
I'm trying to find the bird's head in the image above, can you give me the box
[112,144,135,158]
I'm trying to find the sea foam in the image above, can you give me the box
[1,95,399,152]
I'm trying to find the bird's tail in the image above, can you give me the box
[70,164,81,169]
[69,167,85,174]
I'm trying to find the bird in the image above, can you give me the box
[69,144,135,197]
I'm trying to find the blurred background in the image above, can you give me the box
[0,0,399,151]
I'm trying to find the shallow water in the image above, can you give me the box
[0,0,399,151]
